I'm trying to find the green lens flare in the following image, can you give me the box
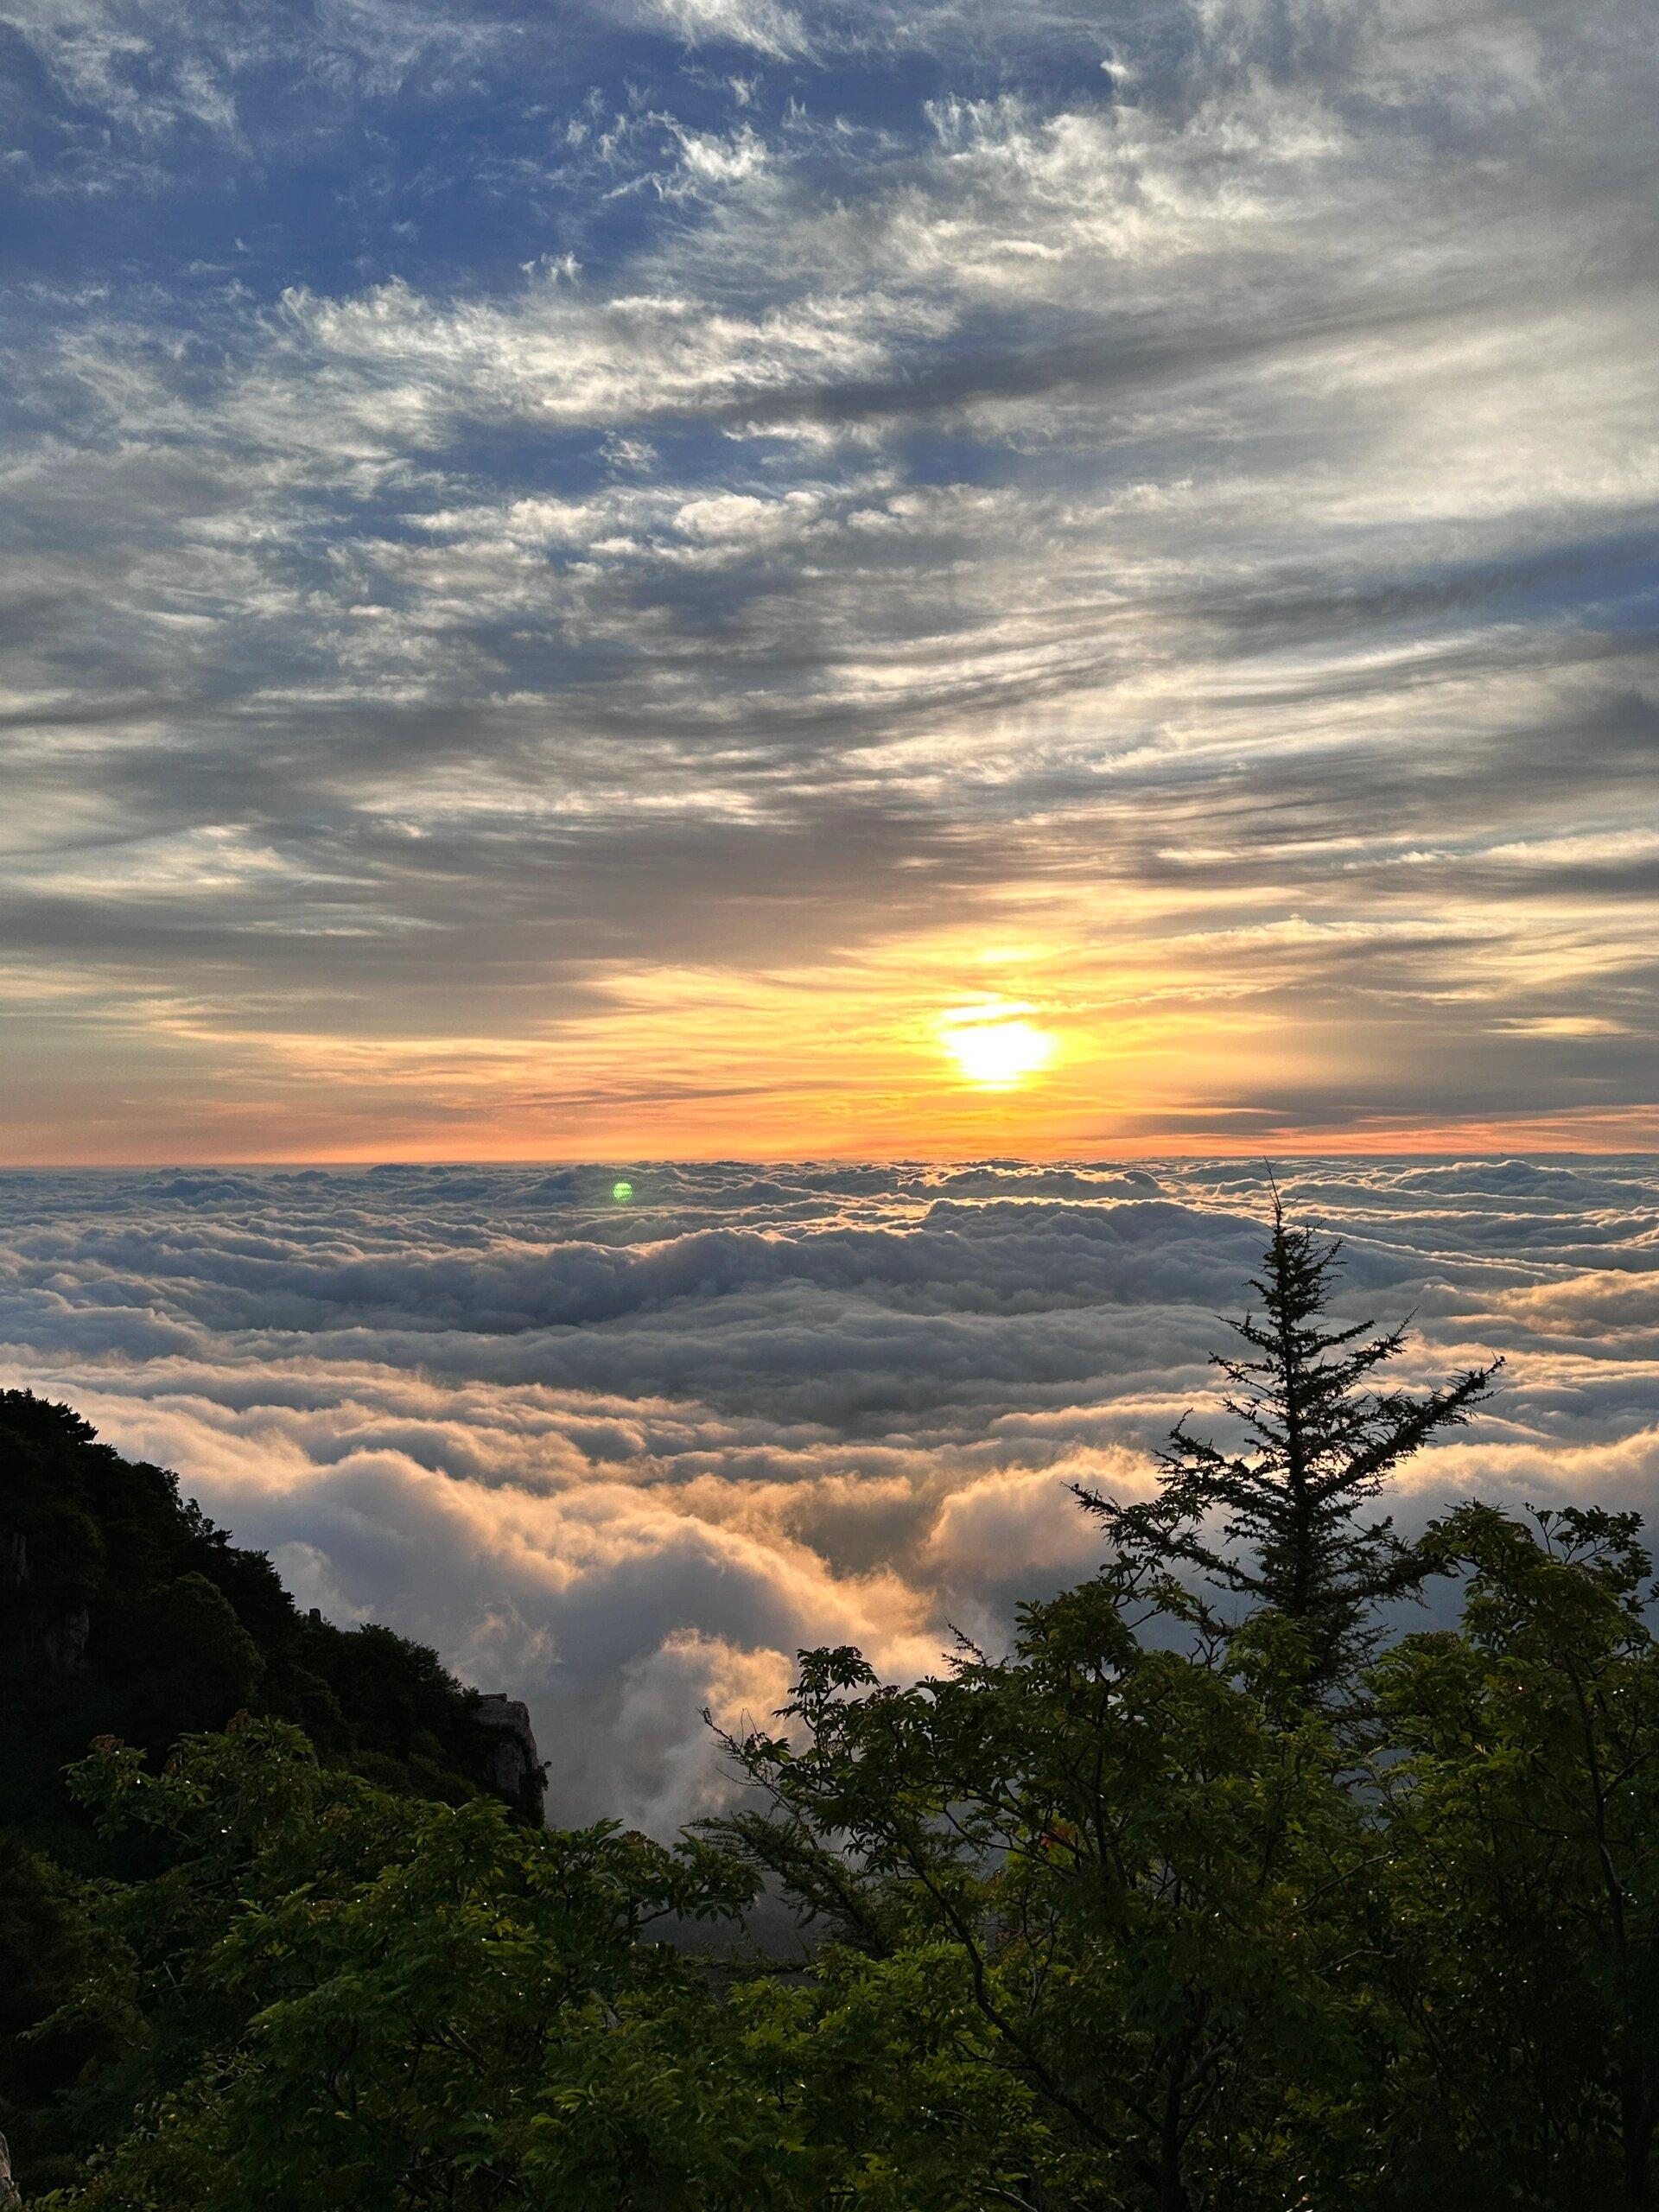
[611,1179,633,1203]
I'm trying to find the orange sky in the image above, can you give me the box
[6,914,1654,1164]
[4,0,1655,1166]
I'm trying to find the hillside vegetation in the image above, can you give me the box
[0,1388,543,2195]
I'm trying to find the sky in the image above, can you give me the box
[3,0,1656,1160]
[3,1155,1655,1828]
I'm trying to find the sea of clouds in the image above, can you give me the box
[3,1156,1656,1831]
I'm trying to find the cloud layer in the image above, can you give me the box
[2,0,1656,1155]
[3,1157,1654,1827]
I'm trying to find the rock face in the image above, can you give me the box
[0,2128,21,2208]
[39,1602,91,1677]
[470,1694,546,1824]
[1,1517,90,1677]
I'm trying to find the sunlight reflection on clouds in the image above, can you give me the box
[1,1156,1654,1828]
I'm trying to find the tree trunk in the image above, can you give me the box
[1160,2057,1195,2212]
[1621,2074,1654,2209]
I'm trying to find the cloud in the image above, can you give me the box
[1,0,1655,1157]
[619,0,808,61]
[923,1460,1118,1591]
[2,1158,1654,1827]
[2,3,1656,1797]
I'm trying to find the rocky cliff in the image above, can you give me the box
[469,1694,546,1824]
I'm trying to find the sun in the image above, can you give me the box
[943,1015,1057,1090]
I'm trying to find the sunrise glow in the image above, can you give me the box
[0,0,1651,1171]
[942,1015,1058,1090]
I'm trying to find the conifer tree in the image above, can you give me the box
[1077,1191,1499,1695]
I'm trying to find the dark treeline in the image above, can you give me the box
[3,1213,1656,2211]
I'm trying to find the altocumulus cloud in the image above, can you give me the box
[0,0,1656,1156]
[2,1159,1655,1828]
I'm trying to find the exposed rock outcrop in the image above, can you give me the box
[40,1603,90,1677]
[470,1694,546,1824]
[2,1516,90,1675]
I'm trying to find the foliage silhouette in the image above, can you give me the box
[0,1389,543,2190]
[1077,1193,1499,1696]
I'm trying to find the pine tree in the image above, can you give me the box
[1077,1191,1499,1695]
